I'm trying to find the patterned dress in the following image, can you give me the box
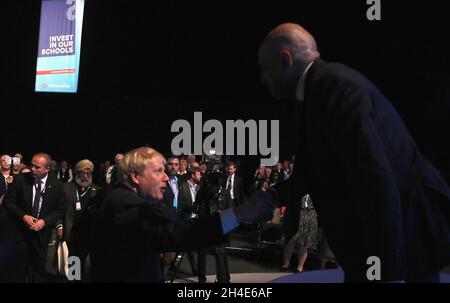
[293,194,318,249]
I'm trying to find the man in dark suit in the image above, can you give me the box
[221,162,246,209]
[56,159,103,281]
[160,155,183,278]
[93,147,274,283]
[5,153,65,282]
[259,23,450,282]
[178,167,208,282]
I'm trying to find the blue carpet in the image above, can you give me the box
[269,269,450,283]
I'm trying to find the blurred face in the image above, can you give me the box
[115,154,124,165]
[1,155,11,170]
[191,171,202,184]
[179,160,188,172]
[258,165,265,175]
[75,170,93,188]
[135,156,169,201]
[283,161,289,170]
[199,164,207,173]
[187,154,196,163]
[61,161,68,169]
[31,156,50,179]
[276,163,282,171]
[271,171,279,182]
[167,158,179,176]
[228,164,236,176]
[289,163,294,171]
[264,167,272,178]
[259,45,295,100]
[190,161,199,169]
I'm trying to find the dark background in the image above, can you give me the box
[1,1,449,182]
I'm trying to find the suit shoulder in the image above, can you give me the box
[105,187,145,208]
[310,62,375,113]
[48,174,63,185]
[10,173,33,188]
[312,62,369,88]
[11,173,26,184]
[63,182,75,191]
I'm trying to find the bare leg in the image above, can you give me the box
[320,258,327,270]
[162,252,176,277]
[296,246,308,272]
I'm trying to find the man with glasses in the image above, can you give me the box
[56,159,103,281]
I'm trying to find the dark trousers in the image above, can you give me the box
[214,243,230,283]
[24,230,51,283]
[67,234,90,281]
[187,249,207,282]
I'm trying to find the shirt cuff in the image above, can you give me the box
[219,208,240,234]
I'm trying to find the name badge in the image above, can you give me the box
[76,202,82,211]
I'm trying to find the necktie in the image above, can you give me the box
[226,176,231,190]
[32,180,42,218]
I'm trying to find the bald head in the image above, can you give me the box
[262,23,318,59]
[259,23,320,100]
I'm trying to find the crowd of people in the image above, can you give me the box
[1,148,306,283]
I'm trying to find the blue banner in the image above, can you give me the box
[35,0,84,93]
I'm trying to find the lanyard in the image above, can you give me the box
[76,186,91,202]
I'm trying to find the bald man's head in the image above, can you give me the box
[259,23,320,100]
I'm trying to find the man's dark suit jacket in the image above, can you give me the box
[5,173,65,234]
[58,182,103,242]
[178,181,208,219]
[221,174,246,209]
[0,175,7,199]
[290,58,450,281]
[93,186,226,283]
[178,181,194,218]
[161,176,183,222]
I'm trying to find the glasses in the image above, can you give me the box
[76,171,92,177]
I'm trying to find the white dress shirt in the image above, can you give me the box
[227,174,235,199]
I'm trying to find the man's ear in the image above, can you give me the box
[131,170,139,185]
[280,49,293,68]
